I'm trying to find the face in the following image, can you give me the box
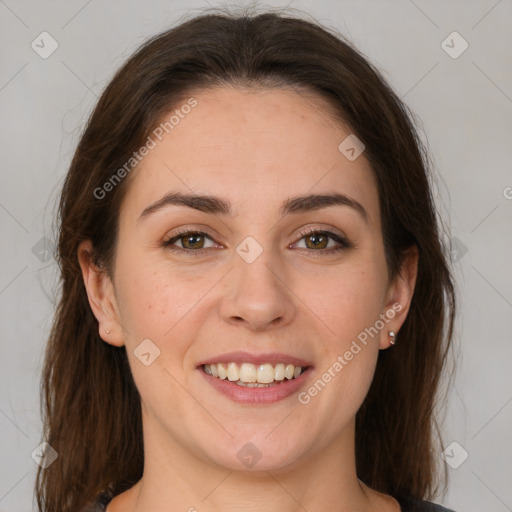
[81,86,416,473]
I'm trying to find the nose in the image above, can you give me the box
[219,248,297,332]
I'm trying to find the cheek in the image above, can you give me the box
[116,272,162,330]
[299,259,385,404]
[114,256,216,374]
[114,265,196,399]
[113,259,188,346]
[303,264,386,342]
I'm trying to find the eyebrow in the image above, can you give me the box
[138,191,368,224]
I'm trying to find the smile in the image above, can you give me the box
[202,362,308,387]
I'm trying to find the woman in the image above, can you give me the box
[35,7,457,512]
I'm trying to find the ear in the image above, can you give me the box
[379,245,419,350]
[77,240,125,347]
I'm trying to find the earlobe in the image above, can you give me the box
[77,240,125,347]
[379,245,419,349]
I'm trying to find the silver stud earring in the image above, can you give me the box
[389,330,396,345]
[105,328,111,335]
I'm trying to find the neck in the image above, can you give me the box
[119,414,388,512]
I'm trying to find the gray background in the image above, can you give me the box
[0,0,511,510]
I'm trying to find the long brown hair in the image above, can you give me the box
[36,6,456,511]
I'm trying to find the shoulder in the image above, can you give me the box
[397,494,458,512]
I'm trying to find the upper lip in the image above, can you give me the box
[197,351,313,368]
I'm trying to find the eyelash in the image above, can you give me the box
[162,227,351,257]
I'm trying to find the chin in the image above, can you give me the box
[201,437,305,473]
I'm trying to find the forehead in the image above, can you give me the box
[121,86,379,223]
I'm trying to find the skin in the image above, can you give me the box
[79,86,418,512]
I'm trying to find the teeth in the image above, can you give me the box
[239,363,257,383]
[274,363,285,381]
[227,362,238,381]
[236,381,274,388]
[257,363,274,383]
[217,363,227,380]
[202,362,306,384]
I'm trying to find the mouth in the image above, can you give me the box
[196,352,314,404]
[201,362,310,387]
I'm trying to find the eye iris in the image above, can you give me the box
[305,233,328,249]
[182,233,204,249]
[172,231,337,251]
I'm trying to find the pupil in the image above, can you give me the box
[308,233,326,249]
[185,234,202,248]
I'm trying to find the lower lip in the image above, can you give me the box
[198,367,313,404]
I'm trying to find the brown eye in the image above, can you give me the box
[179,233,206,249]
[292,229,350,254]
[163,231,217,253]
[304,232,329,250]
